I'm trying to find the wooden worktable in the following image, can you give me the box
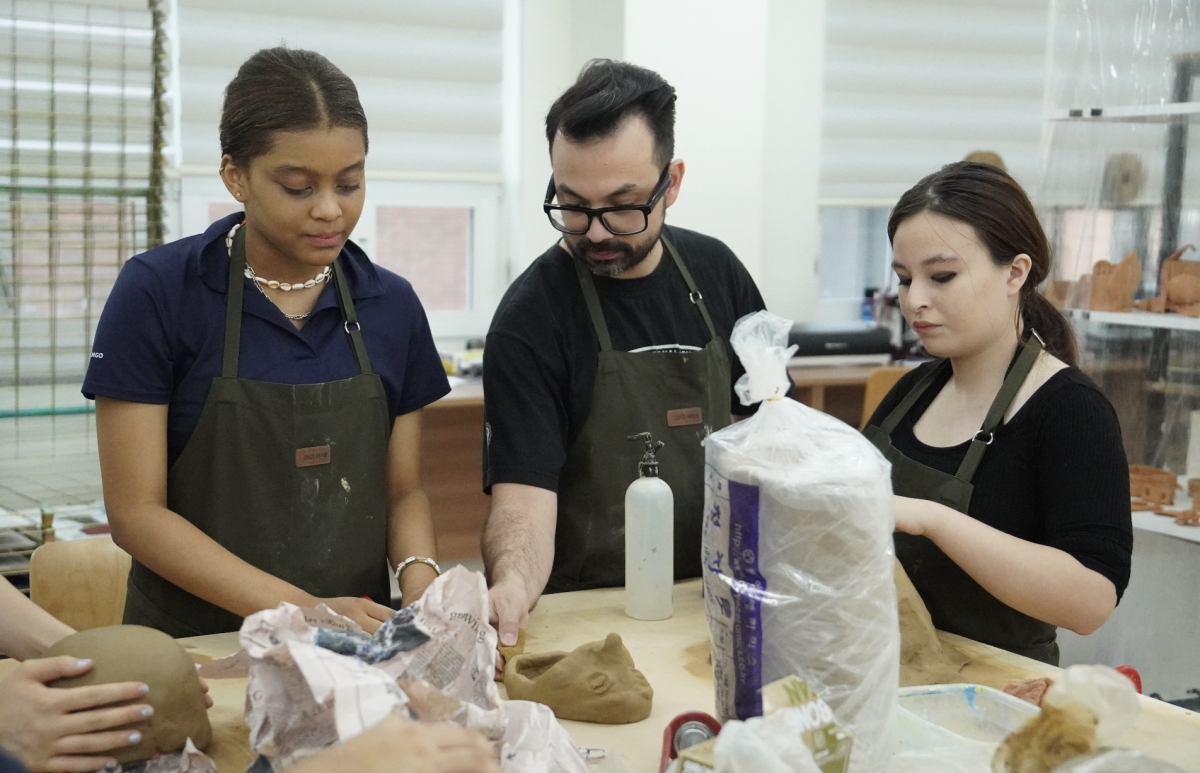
[21,580,1191,773]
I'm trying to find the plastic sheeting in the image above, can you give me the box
[1039,1,1199,470]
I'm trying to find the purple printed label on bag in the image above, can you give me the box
[728,480,765,719]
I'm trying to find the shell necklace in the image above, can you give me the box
[227,222,331,321]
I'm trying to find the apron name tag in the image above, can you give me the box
[296,445,331,467]
[667,407,703,427]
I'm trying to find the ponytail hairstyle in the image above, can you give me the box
[887,161,1077,367]
[219,47,368,168]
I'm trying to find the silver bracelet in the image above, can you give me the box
[395,555,441,577]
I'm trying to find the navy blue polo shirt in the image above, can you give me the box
[83,213,451,466]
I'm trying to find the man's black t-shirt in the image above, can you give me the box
[483,225,766,494]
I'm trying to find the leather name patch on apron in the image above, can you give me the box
[296,445,331,467]
[667,407,703,427]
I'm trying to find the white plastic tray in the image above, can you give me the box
[891,684,1041,772]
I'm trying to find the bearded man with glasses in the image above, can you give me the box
[481,60,767,651]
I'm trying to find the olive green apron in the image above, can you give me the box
[864,334,1061,665]
[123,226,392,637]
[548,237,732,593]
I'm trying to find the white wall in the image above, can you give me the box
[624,0,826,322]
[507,0,625,281]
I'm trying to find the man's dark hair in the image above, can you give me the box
[545,59,676,168]
[220,47,368,167]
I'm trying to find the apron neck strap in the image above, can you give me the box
[331,259,373,376]
[661,235,719,342]
[222,225,247,378]
[954,332,1044,482]
[877,358,950,435]
[573,253,614,353]
[221,224,373,377]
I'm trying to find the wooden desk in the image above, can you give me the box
[14,581,1189,773]
[423,380,488,560]
[787,365,876,425]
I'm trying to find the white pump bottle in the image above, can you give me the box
[625,432,674,620]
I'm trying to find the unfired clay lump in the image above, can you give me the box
[504,632,652,724]
[44,624,212,763]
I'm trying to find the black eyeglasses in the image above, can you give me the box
[543,166,672,236]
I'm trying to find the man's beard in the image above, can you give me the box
[568,228,660,277]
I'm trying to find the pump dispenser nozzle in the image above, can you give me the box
[628,432,665,478]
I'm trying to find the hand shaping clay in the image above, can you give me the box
[503,632,652,724]
[497,627,526,671]
[896,559,969,686]
[44,625,213,763]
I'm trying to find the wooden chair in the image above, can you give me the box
[860,365,915,430]
[30,536,132,631]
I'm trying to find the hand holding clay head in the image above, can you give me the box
[37,626,212,766]
[0,655,152,773]
[504,633,653,724]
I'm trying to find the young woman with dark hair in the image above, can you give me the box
[863,161,1133,664]
[83,47,450,637]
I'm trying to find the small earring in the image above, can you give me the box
[234,192,241,199]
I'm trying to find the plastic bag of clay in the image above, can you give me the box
[712,709,825,773]
[702,311,898,773]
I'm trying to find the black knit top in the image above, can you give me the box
[867,363,1133,601]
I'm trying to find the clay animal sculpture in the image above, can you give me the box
[1088,252,1142,312]
[43,625,213,764]
[1135,245,1198,316]
[1129,465,1177,506]
[896,559,969,686]
[503,633,653,724]
[1176,510,1200,527]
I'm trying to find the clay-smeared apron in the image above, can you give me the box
[548,237,732,593]
[123,226,392,637]
[864,334,1061,664]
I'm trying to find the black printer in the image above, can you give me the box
[787,320,893,366]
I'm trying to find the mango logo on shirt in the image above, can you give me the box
[90,351,104,359]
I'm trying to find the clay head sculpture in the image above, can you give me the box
[43,625,213,763]
[503,632,653,724]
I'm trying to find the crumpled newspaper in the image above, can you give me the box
[115,739,217,773]
[217,566,585,773]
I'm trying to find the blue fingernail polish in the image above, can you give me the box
[141,706,154,718]
[76,658,92,669]
[138,684,150,695]
[104,762,118,771]
[128,731,142,744]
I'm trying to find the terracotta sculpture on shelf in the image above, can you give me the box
[1129,464,1177,507]
[1134,245,1199,316]
[43,625,213,764]
[1188,478,1200,502]
[1175,510,1200,527]
[1088,251,1142,312]
[504,633,653,724]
